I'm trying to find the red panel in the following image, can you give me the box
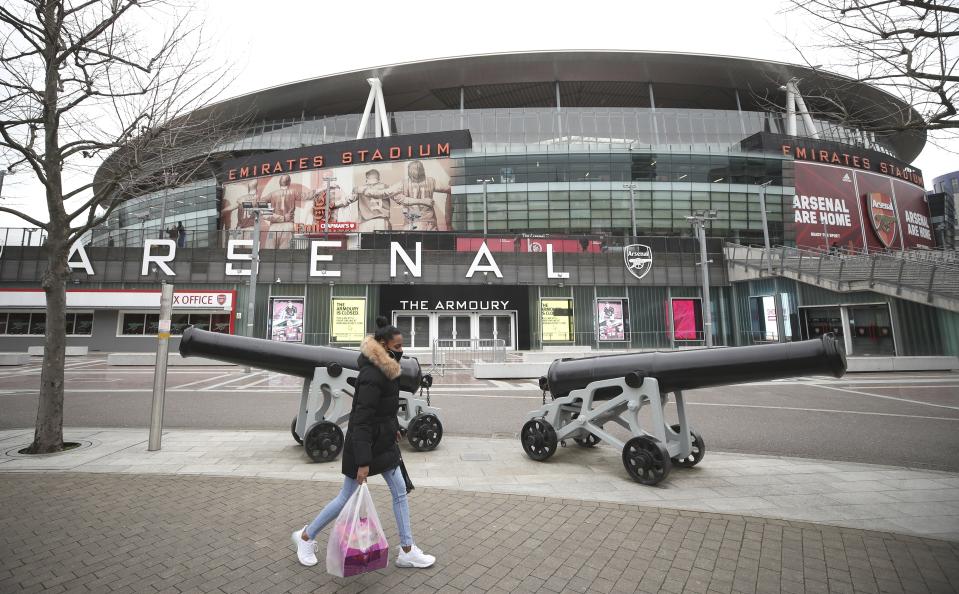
[792,162,864,251]
[891,179,936,249]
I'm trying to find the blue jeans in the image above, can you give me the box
[305,465,412,547]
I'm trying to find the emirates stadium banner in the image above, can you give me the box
[742,133,933,250]
[218,131,471,248]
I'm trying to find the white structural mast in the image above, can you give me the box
[783,79,820,140]
[356,78,391,139]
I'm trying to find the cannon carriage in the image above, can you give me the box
[179,327,442,462]
[522,335,846,485]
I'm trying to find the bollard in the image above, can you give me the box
[148,283,174,451]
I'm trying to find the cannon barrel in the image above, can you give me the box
[179,327,423,393]
[543,335,846,398]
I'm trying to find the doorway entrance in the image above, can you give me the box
[393,311,517,350]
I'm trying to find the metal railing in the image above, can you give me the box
[431,338,507,374]
[726,242,959,309]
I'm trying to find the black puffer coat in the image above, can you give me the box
[341,336,402,479]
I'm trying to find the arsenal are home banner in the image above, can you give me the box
[792,162,935,251]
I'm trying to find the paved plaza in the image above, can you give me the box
[1,361,959,592]
[2,472,958,594]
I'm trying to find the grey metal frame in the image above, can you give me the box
[294,366,441,453]
[524,376,694,464]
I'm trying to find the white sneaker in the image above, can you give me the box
[291,526,318,567]
[396,544,435,568]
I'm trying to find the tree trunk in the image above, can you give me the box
[27,234,69,454]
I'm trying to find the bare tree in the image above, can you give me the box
[779,0,958,137]
[0,1,242,453]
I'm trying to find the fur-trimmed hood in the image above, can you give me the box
[360,336,402,380]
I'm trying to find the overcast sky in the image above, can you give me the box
[1,0,955,226]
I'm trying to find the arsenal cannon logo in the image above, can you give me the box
[866,192,898,248]
[624,244,653,280]
[216,294,227,306]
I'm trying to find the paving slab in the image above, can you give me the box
[3,473,958,594]
[1,427,959,542]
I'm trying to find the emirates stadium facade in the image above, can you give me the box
[2,51,956,359]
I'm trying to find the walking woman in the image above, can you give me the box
[292,317,435,569]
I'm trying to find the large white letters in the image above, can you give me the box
[68,242,95,275]
[310,240,342,277]
[465,242,503,278]
[390,241,422,277]
[225,239,253,276]
[141,239,176,276]
[546,244,569,279]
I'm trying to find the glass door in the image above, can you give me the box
[478,313,514,348]
[848,305,895,356]
[395,314,430,349]
[437,315,471,348]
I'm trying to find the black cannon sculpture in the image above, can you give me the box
[521,335,846,485]
[179,327,442,462]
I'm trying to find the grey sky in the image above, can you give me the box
[1,0,954,226]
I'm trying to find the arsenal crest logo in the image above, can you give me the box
[866,192,898,248]
[216,294,227,306]
[624,244,653,280]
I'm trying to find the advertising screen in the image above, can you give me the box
[222,160,454,248]
[596,299,628,342]
[330,298,366,343]
[541,299,573,342]
[671,298,703,341]
[792,162,934,251]
[268,297,304,342]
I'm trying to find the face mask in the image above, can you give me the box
[389,349,403,361]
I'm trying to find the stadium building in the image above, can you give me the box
[1,51,957,361]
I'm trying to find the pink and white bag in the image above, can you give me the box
[325,483,389,577]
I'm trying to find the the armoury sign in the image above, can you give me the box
[218,131,471,248]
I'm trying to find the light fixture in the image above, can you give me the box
[713,177,724,183]
[275,277,281,283]
[650,160,657,166]
[677,174,687,180]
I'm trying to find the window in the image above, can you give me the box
[0,311,93,336]
[118,311,229,336]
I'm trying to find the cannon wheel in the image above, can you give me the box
[304,421,344,463]
[622,435,671,485]
[669,424,705,468]
[407,414,443,451]
[291,417,302,445]
[521,419,558,461]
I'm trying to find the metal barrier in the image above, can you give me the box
[431,338,507,375]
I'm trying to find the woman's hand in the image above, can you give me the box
[356,466,369,484]
[396,431,402,443]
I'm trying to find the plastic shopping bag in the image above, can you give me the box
[326,483,389,577]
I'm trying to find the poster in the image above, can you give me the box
[269,297,304,342]
[792,162,935,251]
[596,299,628,342]
[671,298,702,341]
[791,162,861,250]
[330,298,366,343]
[541,299,573,342]
[221,159,454,248]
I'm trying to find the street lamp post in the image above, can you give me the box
[477,178,493,235]
[757,181,774,275]
[242,201,273,372]
[686,209,719,347]
[623,183,638,239]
